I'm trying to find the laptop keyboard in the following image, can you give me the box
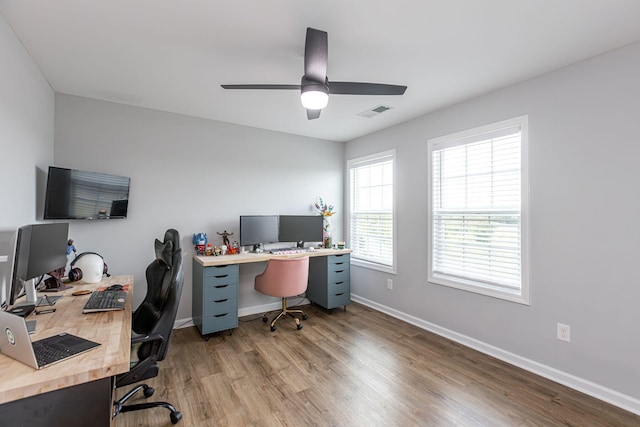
[83,290,127,312]
[32,341,71,367]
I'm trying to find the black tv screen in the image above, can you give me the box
[44,166,131,220]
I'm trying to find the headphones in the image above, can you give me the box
[68,252,110,282]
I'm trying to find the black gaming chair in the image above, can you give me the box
[113,229,184,424]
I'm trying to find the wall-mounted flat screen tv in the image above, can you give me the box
[43,166,131,220]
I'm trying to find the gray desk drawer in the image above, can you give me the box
[204,273,237,288]
[329,254,349,266]
[308,253,351,310]
[204,283,237,301]
[328,291,350,308]
[205,297,237,317]
[328,268,349,284]
[327,280,349,295]
[203,264,238,278]
[203,310,237,333]
[193,260,240,335]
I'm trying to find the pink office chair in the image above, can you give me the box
[254,256,310,331]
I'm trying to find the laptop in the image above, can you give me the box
[0,311,101,369]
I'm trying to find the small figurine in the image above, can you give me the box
[192,233,208,255]
[66,239,77,256]
[217,230,234,247]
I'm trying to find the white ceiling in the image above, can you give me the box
[2,1,640,142]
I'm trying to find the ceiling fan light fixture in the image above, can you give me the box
[301,84,329,110]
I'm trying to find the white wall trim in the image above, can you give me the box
[351,293,640,416]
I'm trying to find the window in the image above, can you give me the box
[347,150,395,273]
[427,116,529,303]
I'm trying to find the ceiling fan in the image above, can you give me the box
[221,27,407,120]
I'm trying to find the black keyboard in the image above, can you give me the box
[82,290,127,313]
[32,341,71,366]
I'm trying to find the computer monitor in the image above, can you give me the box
[239,215,279,250]
[9,223,69,306]
[278,215,324,247]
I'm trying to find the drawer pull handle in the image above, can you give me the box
[214,274,229,278]
[214,313,228,318]
[335,262,344,265]
[214,299,228,303]
[215,265,230,269]
[214,284,229,289]
[335,293,344,296]
[335,270,344,273]
[335,281,344,285]
[335,255,344,258]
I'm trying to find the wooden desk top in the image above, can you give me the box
[0,275,133,404]
[194,248,352,267]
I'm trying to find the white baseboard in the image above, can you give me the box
[350,293,640,416]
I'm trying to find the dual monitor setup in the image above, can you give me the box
[5,223,69,313]
[240,215,323,252]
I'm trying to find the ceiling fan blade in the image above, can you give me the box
[329,82,407,95]
[221,84,300,90]
[306,109,321,120]
[304,28,328,83]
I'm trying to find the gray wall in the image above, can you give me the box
[346,42,640,409]
[0,15,54,304]
[54,94,344,321]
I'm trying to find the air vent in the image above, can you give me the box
[358,105,392,118]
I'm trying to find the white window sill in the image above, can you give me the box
[351,258,396,275]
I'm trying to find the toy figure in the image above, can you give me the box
[192,233,208,255]
[67,239,77,256]
[217,230,234,247]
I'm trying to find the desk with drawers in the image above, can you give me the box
[192,249,351,336]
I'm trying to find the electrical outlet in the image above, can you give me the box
[557,323,571,342]
[387,279,393,290]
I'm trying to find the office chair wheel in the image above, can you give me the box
[143,386,155,398]
[297,324,303,330]
[270,325,277,332]
[262,316,268,323]
[302,314,308,320]
[170,410,182,424]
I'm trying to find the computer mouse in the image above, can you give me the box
[106,284,123,291]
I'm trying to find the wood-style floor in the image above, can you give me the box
[115,302,640,426]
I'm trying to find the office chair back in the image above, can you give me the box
[114,229,184,424]
[254,256,310,331]
[254,256,309,298]
[132,228,184,361]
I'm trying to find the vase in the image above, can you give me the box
[323,217,332,248]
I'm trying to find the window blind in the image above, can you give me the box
[431,127,522,291]
[349,154,394,268]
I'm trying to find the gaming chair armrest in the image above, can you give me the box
[116,333,165,388]
[131,332,164,346]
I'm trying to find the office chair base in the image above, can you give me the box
[114,383,182,424]
[264,298,308,331]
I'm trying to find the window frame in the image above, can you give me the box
[427,116,530,304]
[346,149,397,274]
